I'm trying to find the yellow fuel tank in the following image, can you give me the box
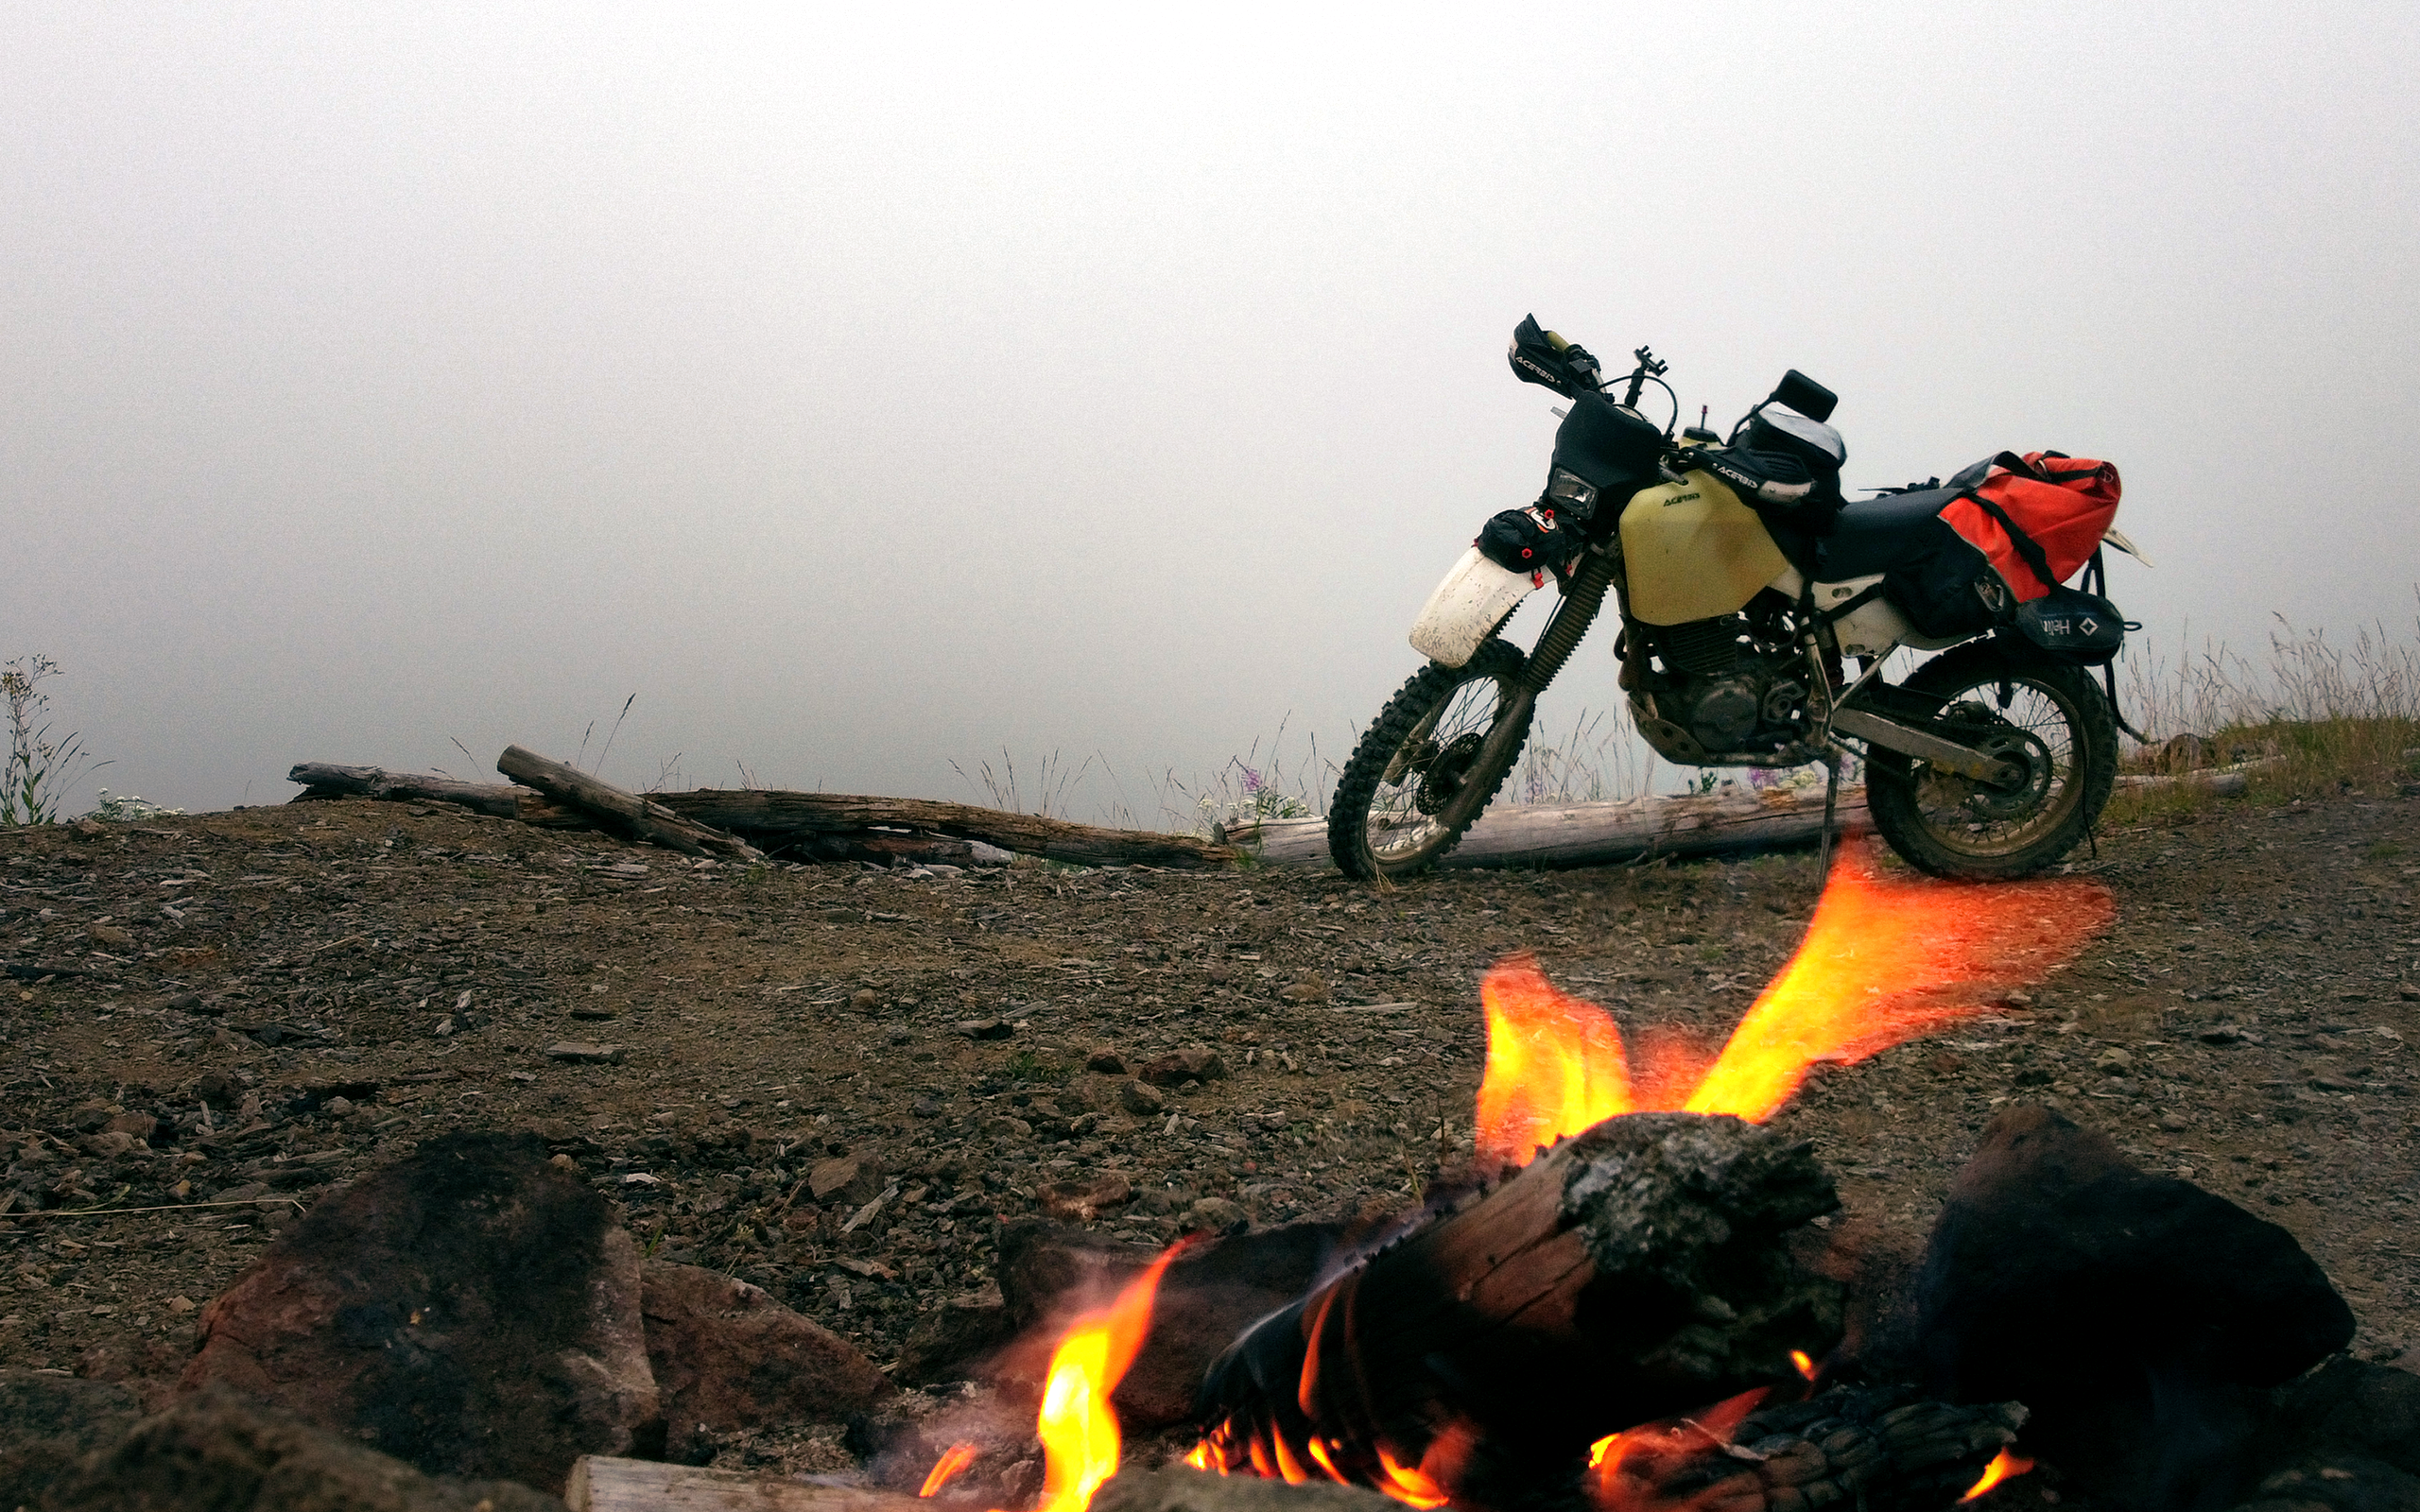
[1618,470,1789,626]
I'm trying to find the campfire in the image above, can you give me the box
[925,846,2135,1512]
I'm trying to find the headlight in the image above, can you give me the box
[1545,467,1598,519]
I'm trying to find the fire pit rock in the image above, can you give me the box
[640,1261,890,1463]
[1915,1104,2358,1511]
[179,1130,660,1490]
[40,1384,565,1512]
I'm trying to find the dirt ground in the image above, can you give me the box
[4,786,2416,1410]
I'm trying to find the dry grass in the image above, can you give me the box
[2108,598,2420,822]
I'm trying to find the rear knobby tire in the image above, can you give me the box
[1865,640,2117,880]
[1328,639,1532,881]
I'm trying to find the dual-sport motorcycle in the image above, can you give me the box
[1327,317,2148,882]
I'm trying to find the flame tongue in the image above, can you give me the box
[1474,843,2115,1160]
[1026,1244,1185,1512]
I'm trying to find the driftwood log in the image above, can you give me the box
[567,1456,927,1512]
[1221,786,1872,871]
[497,747,767,864]
[285,764,590,826]
[1195,1113,1848,1498]
[652,790,1237,870]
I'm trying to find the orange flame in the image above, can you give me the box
[920,1442,979,1498]
[1584,1389,1770,1508]
[1474,843,2112,1160]
[1789,1349,1818,1383]
[957,1242,1184,1512]
[1961,1448,2034,1501]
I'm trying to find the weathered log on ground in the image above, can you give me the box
[653,790,1236,869]
[567,1455,926,1512]
[1222,786,1872,871]
[285,763,591,827]
[497,747,765,863]
[2113,757,2280,799]
[1195,1113,1845,1497]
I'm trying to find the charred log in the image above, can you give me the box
[1597,1386,2026,1512]
[1195,1113,1845,1502]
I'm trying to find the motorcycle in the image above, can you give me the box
[1327,317,2147,882]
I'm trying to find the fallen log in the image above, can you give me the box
[567,1455,926,1512]
[285,763,592,826]
[1195,1112,1846,1497]
[2113,756,2281,799]
[497,747,766,863]
[653,790,1236,870]
[1221,785,1870,871]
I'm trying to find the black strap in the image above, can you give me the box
[1817,580,1889,625]
[1964,490,2060,595]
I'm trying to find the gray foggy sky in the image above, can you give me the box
[7,4,2417,820]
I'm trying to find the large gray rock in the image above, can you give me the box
[180,1131,659,1490]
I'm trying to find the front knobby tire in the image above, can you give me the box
[1865,640,2118,880]
[1329,639,1532,881]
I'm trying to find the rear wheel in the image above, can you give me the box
[1328,639,1531,880]
[1865,641,2116,880]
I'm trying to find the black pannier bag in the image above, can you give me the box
[2011,584,2126,664]
[1878,520,2008,639]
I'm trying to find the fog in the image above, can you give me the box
[7,4,2415,822]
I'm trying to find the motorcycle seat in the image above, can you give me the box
[1816,485,1962,579]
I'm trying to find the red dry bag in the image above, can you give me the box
[1939,452,2121,602]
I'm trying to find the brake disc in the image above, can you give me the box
[1416,732,1485,815]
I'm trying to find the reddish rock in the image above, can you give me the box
[641,1262,889,1458]
[1138,1045,1228,1087]
[1041,1173,1132,1223]
[180,1131,659,1490]
[1085,1047,1127,1074]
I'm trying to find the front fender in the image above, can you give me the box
[1409,546,1537,667]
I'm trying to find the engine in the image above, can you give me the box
[1629,594,1815,757]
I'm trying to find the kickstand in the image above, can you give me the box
[1817,749,1842,879]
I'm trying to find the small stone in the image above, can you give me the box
[1087,1047,1128,1074]
[87,923,136,951]
[911,1096,943,1118]
[1178,1196,1250,1236]
[1042,1174,1135,1223]
[2310,1071,2362,1092]
[80,1130,137,1158]
[1204,962,1236,985]
[545,1041,625,1064]
[2398,983,2419,1002]
[1140,1044,1228,1087]
[549,1153,577,1171]
[850,988,880,1012]
[321,1097,354,1118]
[986,1114,1034,1141]
[808,1154,882,1204]
[166,1295,194,1314]
[2158,1111,2190,1131]
[1276,975,1330,1005]
[1119,1080,1167,1116]
[2094,1047,2134,1074]
[102,1111,158,1143]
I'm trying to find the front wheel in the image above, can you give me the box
[1329,639,1532,880]
[1865,640,2117,880]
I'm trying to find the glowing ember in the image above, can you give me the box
[921,1442,978,1498]
[1961,1448,2035,1501]
[1789,1349,1819,1383]
[1584,1389,1770,1509]
[1475,843,2113,1161]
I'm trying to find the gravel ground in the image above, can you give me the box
[3,788,2415,1393]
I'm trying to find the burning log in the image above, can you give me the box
[497,746,767,863]
[1193,1113,1846,1503]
